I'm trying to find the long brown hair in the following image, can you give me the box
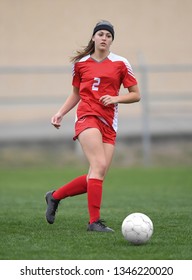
[70,20,114,63]
[70,39,94,63]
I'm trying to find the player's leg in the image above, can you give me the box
[78,128,114,232]
[87,142,115,232]
[45,117,98,225]
[45,174,87,224]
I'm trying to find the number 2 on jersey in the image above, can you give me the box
[92,77,100,91]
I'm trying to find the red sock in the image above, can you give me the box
[52,175,87,200]
[87,178,103,224]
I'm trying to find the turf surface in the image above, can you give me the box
[0,166,192,260]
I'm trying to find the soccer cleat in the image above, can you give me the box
[87,219,114,233]
[45,191,60,224]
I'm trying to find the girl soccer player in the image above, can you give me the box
[45,20,140,232]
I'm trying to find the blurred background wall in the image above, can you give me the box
[0,0,192,167]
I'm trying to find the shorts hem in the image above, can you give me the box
[73,116,116,145]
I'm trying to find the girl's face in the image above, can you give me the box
[92,30,113,52]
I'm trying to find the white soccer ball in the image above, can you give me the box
[121,212,154,245]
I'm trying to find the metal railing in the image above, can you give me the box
[0,63,192,166]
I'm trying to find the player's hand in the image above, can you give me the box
[51,113,63,129]
[99,95,118,106]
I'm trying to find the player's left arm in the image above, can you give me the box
[100,84,140,106]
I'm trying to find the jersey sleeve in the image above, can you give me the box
[121,59,137,88]
[72,62,81,88]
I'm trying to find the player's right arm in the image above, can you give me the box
[51,86,80,129]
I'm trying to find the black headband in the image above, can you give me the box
[92,24,114,40]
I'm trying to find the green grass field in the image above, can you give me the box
[0,166,192,260]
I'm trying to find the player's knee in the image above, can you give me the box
[91,159,107,179]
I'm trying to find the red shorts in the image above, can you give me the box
[73,116,116,145]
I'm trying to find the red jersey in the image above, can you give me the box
[72,52,137,132]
